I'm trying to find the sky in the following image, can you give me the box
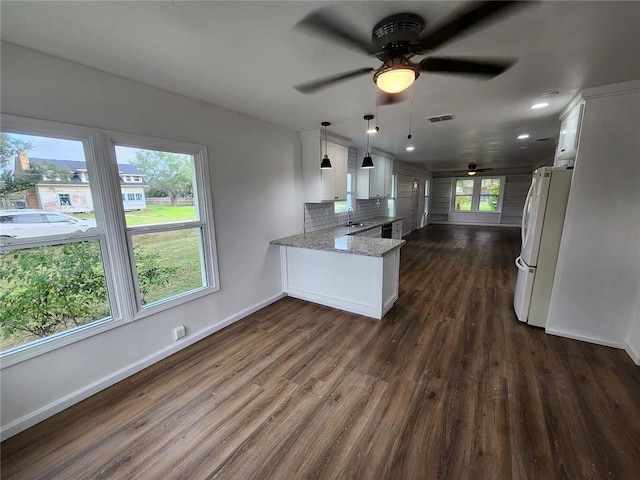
[8,133,138,164]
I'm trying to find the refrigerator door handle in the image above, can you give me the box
[515,255,533,273]
[521,181,535,245]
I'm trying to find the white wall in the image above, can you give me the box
[546,84,640,350]
[0,42,303,438]
[626,291,640,365]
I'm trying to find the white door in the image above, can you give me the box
[514,256,536,322]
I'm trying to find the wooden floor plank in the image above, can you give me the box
[2,224,640,480]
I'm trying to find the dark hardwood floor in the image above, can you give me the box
[2,224,640,479]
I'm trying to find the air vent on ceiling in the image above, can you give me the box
[535,137,551,142]
[427,114,455,123]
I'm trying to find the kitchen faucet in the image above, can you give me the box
[346,207,353,226]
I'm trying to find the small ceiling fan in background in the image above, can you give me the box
[293,1,532,101]
[453,162,493,176]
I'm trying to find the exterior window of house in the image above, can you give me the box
[387,173,397,217]
[452,177,503,212]
[0,115,220,366]
[121,194,126,201]
[57,193,72,207]
[125,175,132,182]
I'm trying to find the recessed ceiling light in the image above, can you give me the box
[406,146,415,151]
[521,146,528,149]
[540,90,560,98]
[517,134,530,140]
[530,102,549,109]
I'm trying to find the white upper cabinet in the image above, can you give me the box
[356,153,394,199]
[301,130,349,203]
[554,100,584,166]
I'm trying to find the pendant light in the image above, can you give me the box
[320,121,332,169]
[362,115,375,169]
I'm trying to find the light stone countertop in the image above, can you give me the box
[270,216,405,257]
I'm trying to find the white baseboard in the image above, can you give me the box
[0,292,286,441]
[625,343,640,366]
[545,327,627,349]
[429,221,519,228]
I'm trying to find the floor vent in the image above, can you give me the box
[427,114,455,123]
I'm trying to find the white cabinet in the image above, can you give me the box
[356,154,394,199]
[356,226,382,238]
[392,220,402,240]
[554,101,584,166]
[301,130,349,203]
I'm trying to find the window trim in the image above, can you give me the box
[450,176,505,213]
[0,115,220,367]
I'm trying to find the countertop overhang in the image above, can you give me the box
[271,216,405,257]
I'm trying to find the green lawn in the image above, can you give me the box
[77,205,197,226]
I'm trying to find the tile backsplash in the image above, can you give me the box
[304,199,383,233]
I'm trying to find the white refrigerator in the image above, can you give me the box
[514,166,573,327]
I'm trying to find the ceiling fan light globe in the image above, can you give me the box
[467,171,476,176]
[375,68,416,94]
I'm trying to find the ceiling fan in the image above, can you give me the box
[293,1,530,98]
[454,162,493,176]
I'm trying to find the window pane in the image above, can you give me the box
[455,196,472,211]
[131,228,206,306]
[0,241,111,352]
[334,200,347,214]
[456,179,474,195]
[480,178,501,211]
[115,146,198,226]
[0,133,98,240]
[479,195,499,211]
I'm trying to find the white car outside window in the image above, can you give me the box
[0,209,97,239]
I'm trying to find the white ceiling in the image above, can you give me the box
[1,1,639,172]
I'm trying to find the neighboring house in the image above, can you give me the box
[13,152,147,212]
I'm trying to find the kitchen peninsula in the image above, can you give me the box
[271,218,405,319]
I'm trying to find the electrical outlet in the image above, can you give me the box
[174,325,186,340]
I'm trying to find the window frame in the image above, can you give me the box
[450,176,505,213]
[0,115,220,367]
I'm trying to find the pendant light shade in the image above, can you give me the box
[362,115,375,169]
[361,155,374,169]
[320,121,332,169]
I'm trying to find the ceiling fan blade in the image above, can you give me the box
[414,1,529,53]
[294,68,375,94]
[295,8,378,56]
[419,56,516,78]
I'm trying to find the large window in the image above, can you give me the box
[0,115,219,364]
[452,177,503,213]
